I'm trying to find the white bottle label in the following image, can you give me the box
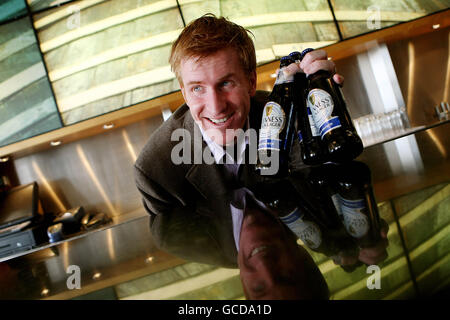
[339,195,369,239]
[307,106,320,137]
[307,88,341,139]
[331,193,342,216]
[280,208,322,249]
[258,102,285,151]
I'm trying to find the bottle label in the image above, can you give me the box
[331,193,342,216]
[307,106,320,137]
[307,88,341,139]
[338,195,369,239]
[280,208,322,249]
[274,68,294,85]
[258,102,285,151]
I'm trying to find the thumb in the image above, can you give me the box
[333,73,344,86]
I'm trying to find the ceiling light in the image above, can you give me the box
[41,288,49,296]
[92,272,102,280]
[103,123,115,130]
[145,256,155,264]
[50,141,61,146]
[0,156,9,162]
[432,24,440,29]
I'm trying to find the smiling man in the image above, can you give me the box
[178,47,256,146]
[134,14,343,294]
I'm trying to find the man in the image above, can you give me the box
[134,14,387,296]
[238,198,330,299]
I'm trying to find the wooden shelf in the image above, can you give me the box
[1,9,448,160]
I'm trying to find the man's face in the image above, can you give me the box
[179,47,257,146]
[238,207,321,299]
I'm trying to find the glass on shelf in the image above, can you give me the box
[352,107,411,146]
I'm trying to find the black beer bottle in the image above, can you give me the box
[257,56,297,177]
[333,161,381,248]
[280,205,340,257]
[307,165,360,257]
[302,48,363,163]
[289,51,327,165]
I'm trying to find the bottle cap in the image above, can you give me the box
[301,48,314,59]
[289,51,302,61]
[280,56,294,68]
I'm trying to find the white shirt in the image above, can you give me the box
[197,120,267,251]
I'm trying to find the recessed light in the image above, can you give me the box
[432,24,440,29]
[41,288,49,296]
[145,256,155,264]
[270,73,277,78]
[103,123,114,130]
[50,141,61,146]
[92,272,102,280]
[0,156,9,162]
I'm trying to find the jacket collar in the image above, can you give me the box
[181,109,229,200]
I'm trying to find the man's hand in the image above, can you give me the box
[331,219,390,268]
[297,49,344,86]
[358,220,390,265]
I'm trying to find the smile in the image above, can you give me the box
[207,113,234,124]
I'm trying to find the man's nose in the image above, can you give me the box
[207,89,226,115]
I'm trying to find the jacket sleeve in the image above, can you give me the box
[134,164,238,268]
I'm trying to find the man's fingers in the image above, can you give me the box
[300,49,328,68]
[300,49,336,75]
[358,237,389,265]
[380,218,390,238]
[333,74,344,85]
[284,63,301,76]
[301,59,336,76]
[359,250,388,265]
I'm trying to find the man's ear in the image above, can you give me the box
[180,85,187,104]
[248,70,257,96]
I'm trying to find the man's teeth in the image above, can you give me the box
[250,246,267,257]
[210,115,230,124]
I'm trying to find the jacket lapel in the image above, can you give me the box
[182,108,229,201]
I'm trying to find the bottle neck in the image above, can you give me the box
[306,69,331,81]
[274,66,294,86]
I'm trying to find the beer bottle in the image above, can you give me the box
[257,56,297,177]
[281,169,361,272]
[280,204,341,257]
[333,161,381,248]
[289,51,327,165]
[302,48,363,163]
[306,164,359,259]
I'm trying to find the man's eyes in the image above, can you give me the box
[190,81,233,94]
[192,86,204,93]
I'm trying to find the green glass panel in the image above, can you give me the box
[27,0,72,12]
[180,0,339,63]
[0,17,61,147]
[36,0,184,125]
[0,0,27,24]
[331,0,450,39]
